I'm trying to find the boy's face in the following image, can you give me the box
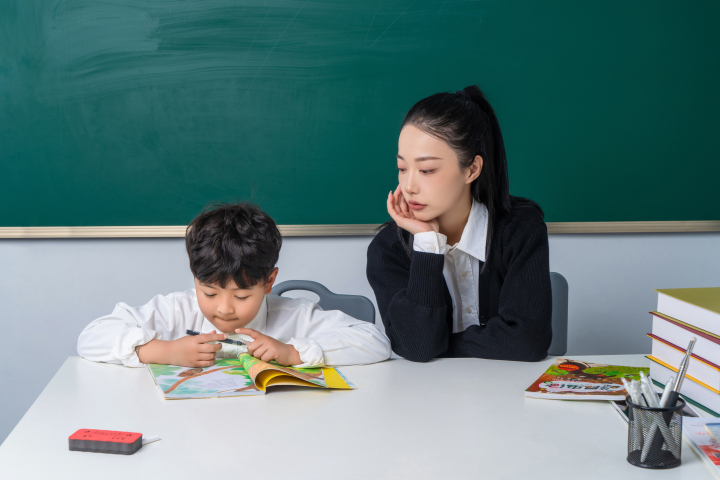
[194,268,278,334]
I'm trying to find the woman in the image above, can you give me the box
[366,85,552,363]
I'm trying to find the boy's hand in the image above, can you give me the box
[235,328,302,366]
[137,331,225,367]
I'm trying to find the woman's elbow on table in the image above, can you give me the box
[391,340,445,363]
[516,332,551,362]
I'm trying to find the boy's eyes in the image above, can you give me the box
[202,292,248,300]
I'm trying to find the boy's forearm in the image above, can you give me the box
[136,339,171,365]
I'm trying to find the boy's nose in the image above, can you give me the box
[217,301,234,315]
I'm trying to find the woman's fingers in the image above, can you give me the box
[398,193,409,216]
[387,191,403,222]
[393,187,409,219]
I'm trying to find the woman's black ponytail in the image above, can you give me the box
[394,85,542,271]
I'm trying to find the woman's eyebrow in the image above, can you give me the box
[396,154,442,162]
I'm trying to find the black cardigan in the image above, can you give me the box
[366,201,552,363]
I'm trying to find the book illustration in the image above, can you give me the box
[147,353,353,399]
[707,423,720,444]
[148,358,261,399]
[524,358,649,400]
[240,354,326,390]
[684,418,720,479]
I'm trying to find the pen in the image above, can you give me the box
[640,378,679,461]
[664,337,697,408]
[658,375,675,408]
[639,371,656,405]
[185,329,248,346]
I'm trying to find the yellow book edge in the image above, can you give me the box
[646,334,720,371]
[646,355,720,394]
[253,367,352,391]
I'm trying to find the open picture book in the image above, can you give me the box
[147,353,355,399]
[524,357,649,400]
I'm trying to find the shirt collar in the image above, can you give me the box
[200,293,268,337]
[451,200,488,262]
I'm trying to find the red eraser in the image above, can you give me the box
[69,429,142,455]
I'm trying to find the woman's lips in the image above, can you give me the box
[408,201,426,211]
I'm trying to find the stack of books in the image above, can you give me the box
[647,287,720,416]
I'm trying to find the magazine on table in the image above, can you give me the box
[525,358,648,401]
[147,352,355,399]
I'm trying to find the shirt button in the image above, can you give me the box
[461,271,468,279]
[466,307,472,314]
[429,246,436,252]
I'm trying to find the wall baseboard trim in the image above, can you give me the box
[547,221,720,234]
[0,221,718,238]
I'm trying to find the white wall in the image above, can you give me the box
[1,232,718,444]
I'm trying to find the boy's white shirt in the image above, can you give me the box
[77,290,391,368]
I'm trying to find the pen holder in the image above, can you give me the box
[626,396,684,469]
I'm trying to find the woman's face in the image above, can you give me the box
[396,125,477,222]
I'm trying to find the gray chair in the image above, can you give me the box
[272,280,376,323]
[272,274,568,356]
[549,272,569,357]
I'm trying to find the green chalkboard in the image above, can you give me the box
[1,0,719,226]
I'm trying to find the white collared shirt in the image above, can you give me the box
[412,200,488,333]
[77,291,391,368]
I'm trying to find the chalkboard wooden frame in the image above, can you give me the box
[1,221,719,238]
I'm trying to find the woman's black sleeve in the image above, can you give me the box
[366,234,449,362]
[444,220,552,362]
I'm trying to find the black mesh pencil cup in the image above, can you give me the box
[626,396,685,469]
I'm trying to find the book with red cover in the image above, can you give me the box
[524,357,648,400]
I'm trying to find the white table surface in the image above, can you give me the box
[0,355,714,480]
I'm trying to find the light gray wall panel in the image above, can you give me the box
[1,233,719,444]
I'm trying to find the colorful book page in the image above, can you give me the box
[707,423,720,444]
[684,418,720,479]
[147,355,354,399]
[524,357,648,400]
[238,353,353,391]
[147,358,263,399]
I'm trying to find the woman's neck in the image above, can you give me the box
[437,192,473,246]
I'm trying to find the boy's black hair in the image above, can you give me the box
[185,202,282,289]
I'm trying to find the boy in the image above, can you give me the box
[78,202,391,368]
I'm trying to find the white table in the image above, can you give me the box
[0,355,712,479]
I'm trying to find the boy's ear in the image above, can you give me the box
[264,267,279,295]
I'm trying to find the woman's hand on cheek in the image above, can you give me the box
[235,328,302,366]
[387,185,439,235]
